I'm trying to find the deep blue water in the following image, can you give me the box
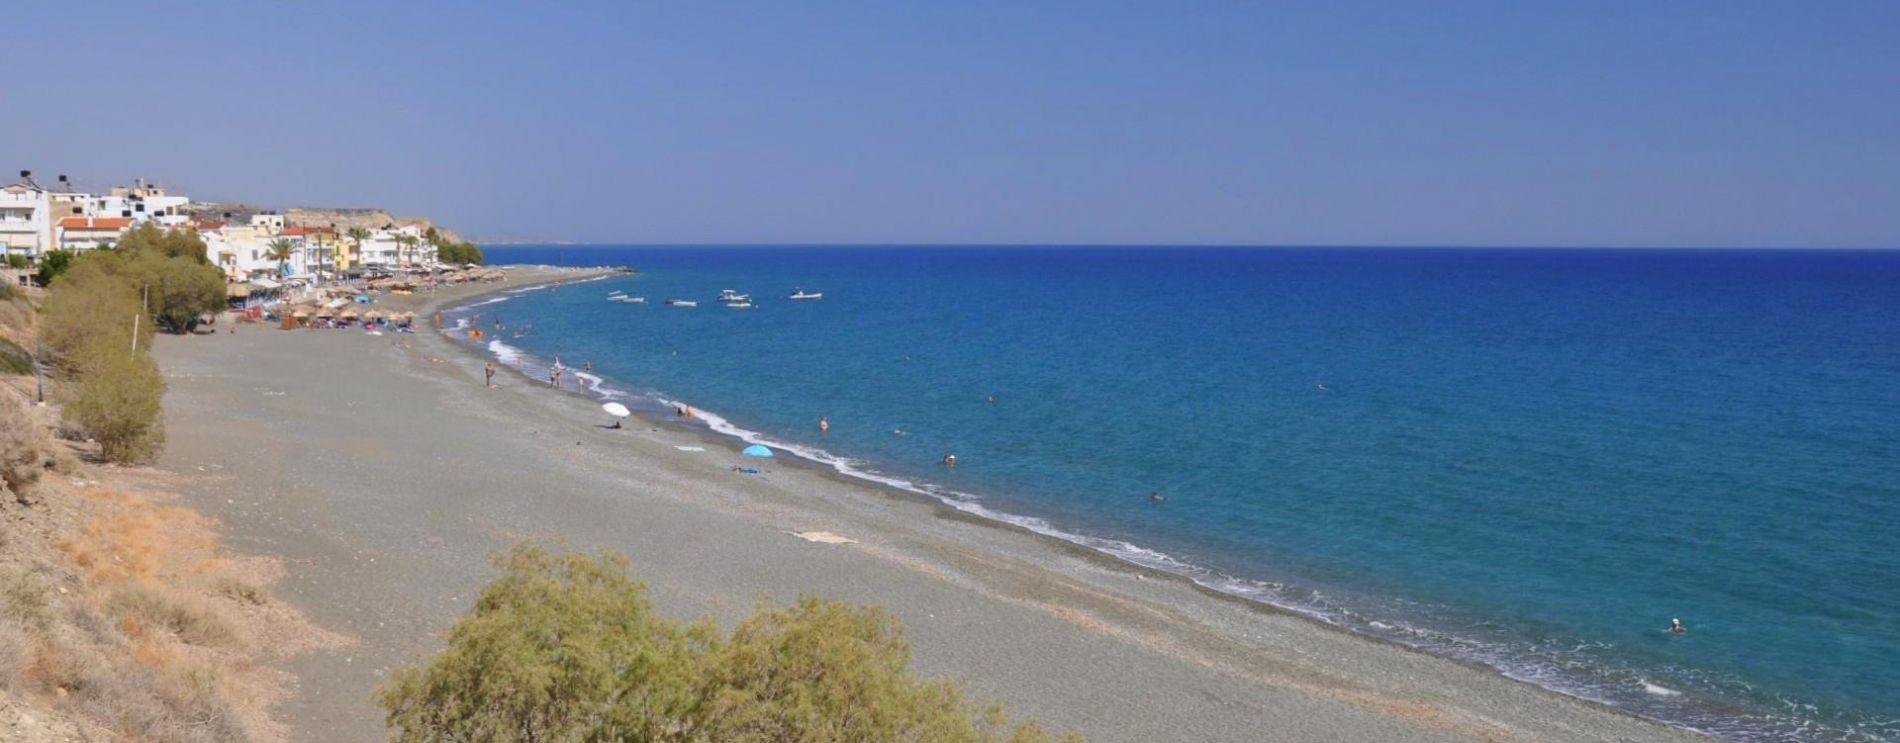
[465,246,1900,741]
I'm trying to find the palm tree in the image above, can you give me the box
[422,227,441,267]
[267,238,297,276]
[345,227,370,272]
[398,234,419,267]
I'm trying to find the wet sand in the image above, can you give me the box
[150,268,1707,742]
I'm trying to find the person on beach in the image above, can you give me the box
[549,367,560,388]
[819,416,829,434]
[1669,618,1687,635]
[584,360,593,373]
[484,362,496,388]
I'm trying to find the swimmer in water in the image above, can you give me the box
[1669,618,1686,635]
[1316,383,1328,391]
[819,416,829,434]
[1150,491,1164,503]
[942,454,957,466]
[892,427,907,436]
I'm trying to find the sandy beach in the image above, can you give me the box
[146,267,1707,743]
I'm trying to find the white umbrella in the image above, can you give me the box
[601,402,631,418]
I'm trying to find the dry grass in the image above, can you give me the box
[2,459,343,741]
[109,582,248,650]
[58,489,219,583]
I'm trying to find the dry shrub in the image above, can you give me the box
[0,617,30,691]
[2,391,57,499]
[208,575,266,606]
[59,490,217,583]
[0,296,32,337]
[1,568,53,631]
[108,583,247,650]
[0,335,32,374]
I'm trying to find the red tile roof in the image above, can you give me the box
[192,221,226,231]
[280,226,337,236]
[57,216,134,230]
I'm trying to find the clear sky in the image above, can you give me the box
[3,1,1895,247]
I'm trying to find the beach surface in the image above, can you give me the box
[150,268,1707,742]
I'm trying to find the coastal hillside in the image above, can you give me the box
[187,202,463,245]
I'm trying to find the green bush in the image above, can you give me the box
[437,241,485,266]
[34,249,75,287]
[379,545,1074,743]
[3,254,26,270]
[61,343,166,463]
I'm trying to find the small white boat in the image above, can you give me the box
[717,289,751,303]
[607,290,625,297]
[666,299,697,307]
[622,296,646,304]
[789,289,823,300]
[726,301,753,309]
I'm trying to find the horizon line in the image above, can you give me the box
[474,241,1900,251]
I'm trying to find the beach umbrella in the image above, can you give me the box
[602,402,631,418]
[741,444,773,458]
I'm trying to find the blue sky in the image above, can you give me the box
[3,1,1895,247]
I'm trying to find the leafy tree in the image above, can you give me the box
[133,250,227,333]
[115,222,209,263]
[34,249,76,287]
[38,258,167,463]
[4,254,26,269]
[379,545,1074,743]
[438,241,485,266]
[39,258,148,371]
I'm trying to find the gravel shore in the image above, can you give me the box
[150,267,1707,742]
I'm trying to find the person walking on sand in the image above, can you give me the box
[484,362,496,388]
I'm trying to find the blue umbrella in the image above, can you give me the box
[741,444,773,458]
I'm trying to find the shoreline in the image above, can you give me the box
[438,275,1740,738]
[151,265,1708,742]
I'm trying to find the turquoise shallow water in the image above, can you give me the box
[460,246,1900,741]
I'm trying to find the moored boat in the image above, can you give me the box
[789,289,823,300]
[666,299,697,307]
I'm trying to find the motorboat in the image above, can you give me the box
[607,289,625,296]
[621,295,646,304]
[789,289,823,300]
[726,301,753,309]
[666,299,697,307]
[717,289,751,303]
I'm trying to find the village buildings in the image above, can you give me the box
[6,169,443,286]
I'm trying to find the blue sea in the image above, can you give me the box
[459,246,1900,742]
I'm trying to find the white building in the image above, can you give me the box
[56,216,133,251]
[84,183,192,226]
[0,181,49,260]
